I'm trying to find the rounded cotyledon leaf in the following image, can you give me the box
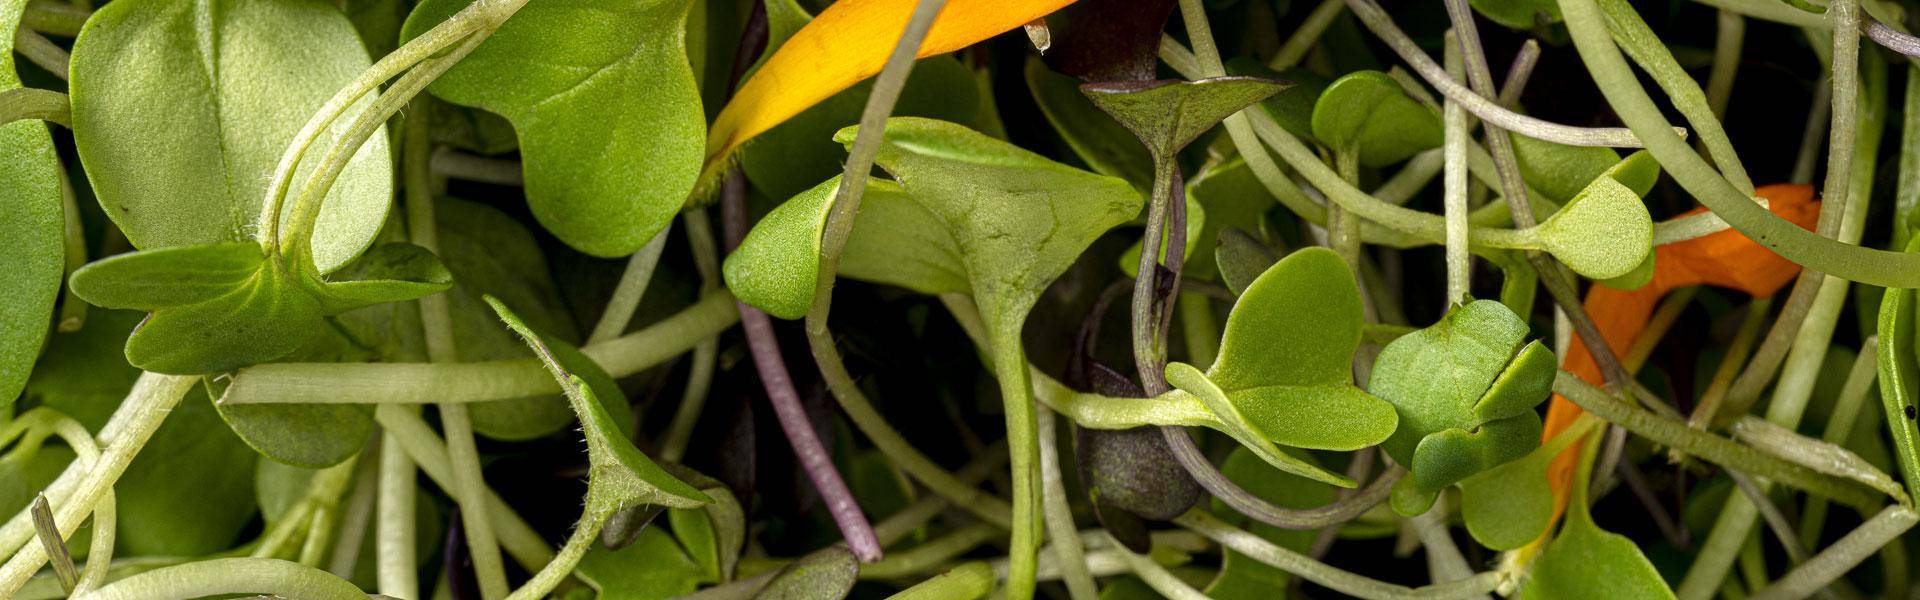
[724,174,967,320]
[1449,419,1576,550]
[403,0,705,258]
[1309,70,1442,167]
[1164,361,1362,488]
[0,0,69,408]
[1512,135,1620,204]
[1209,247,1363,391]
[69,0,392,274]
[1535,175,1654,280]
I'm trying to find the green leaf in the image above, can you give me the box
[69,0,393,274]
[836,117,1142,336]
[1601,150,1662,197]
[1454,421,1584,550]
[666,468,744,583]
[724,176,965,320]
[1309,71,1442,167]
[1184,158,1279,280]
[65,243,266,311]
[1214,229,1277,297]
[1534,175,1654,280]
[1370,300,1554,497]
[576,526,706,598]
[1080,76,1288,159]
[0,0,68,408]
[1521,506,1676,599]
[1165,247,1395,485]
[488,296,710,512]
[404,0,704,258]
[121,386,264,555]
[310,243,454,313]
[121,262,326,374]
[1025,58,1155,190]
[752,546,859,600]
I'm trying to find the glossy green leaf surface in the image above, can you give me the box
[404,0,703,258]
[1081,76,1287,158]
[69,0,392,274]
[0,0,67,408]
[1309,71,1442,167]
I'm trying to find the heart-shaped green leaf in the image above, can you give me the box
[1371,300,1554,499]
[0,0,64,408]
[488,296,710,512]
[1534,176,1654,280]
[1081,76,1289,159]
[1309,71,1442,167]
[404,0,704,258]
[724,176,965,320]
[1163,248,1397,487]
[71,242,452,374]
[1521,492,1676,598]
[1026,58,1155,190]
[1453,421,1583,550]
[69,0,392,274]
[836,117,1142,336]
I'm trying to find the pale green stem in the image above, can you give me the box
[372,404,555,573]
[1751,506,1919,600]
[0,88,68,127]
[1113,536,1209,600]
[1800,338,1881,542]
[219,291,739,406]
[1686,297,1773,431]
[0,373,196,598]
[1412,495,1481,592]
[1792,77,1833,186]
[12,29,65,79]
[661,211,722,463]
[431,148,523,186]
[1900,67,1920,247]
[987,327,1042,599]
[860,524,999,580]
[70,558,363,600]
[404,88,507,600]
[18,411,108,596]
[1690,0,1825,27]
[376,426,418,599]
[55,168,86,332]
[1443,30,1470,305]
[1552,373,1880,509]
[503,511,609,600]
[282,32,487,274]
[255,0,524,251]
[1177,511,1503,599]
[1267,0,1344,70]
[588,229,672,345]
[1034,407,1094,599]
[20,1,85,36]
[1705,10,1743,117]
[1343,0,1674,148]
[886,562,994,600]
[1595,0,1755,194]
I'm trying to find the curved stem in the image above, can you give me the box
[71,558,363,600]
[21,1,86,37]
[1595,0,1755,194]
[1034,408,1095,599]
[503,511,608,600]
[1443,32,1470,305]
[0,88,68,128]
[1177,510,1504,599]
[0,373,196,598]
[1162,426,1401,529]
[13,29,67,80]
[886,562,994,600]
[219,291,740,406]
[860,524,999,580]
[587,229,672,345]
[1752,506,1919,600]
[1345,0,1682,148]
[372,405,553,571]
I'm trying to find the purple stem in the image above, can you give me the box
[721,173,883,562]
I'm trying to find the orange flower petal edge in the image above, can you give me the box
[1538,184,1819,528]
[704,0,1077,175]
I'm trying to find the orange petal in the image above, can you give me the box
[1537,184,1818,533]
[705,0,1076,172]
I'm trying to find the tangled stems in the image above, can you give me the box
[1176,511,1503,599]
[70,558,362,600]
[0,373,196,597]
[0,88,68,128]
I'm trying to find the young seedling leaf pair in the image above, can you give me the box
[1371,300,1555,533]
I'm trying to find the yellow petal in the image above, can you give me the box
[705,0,1076,172]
